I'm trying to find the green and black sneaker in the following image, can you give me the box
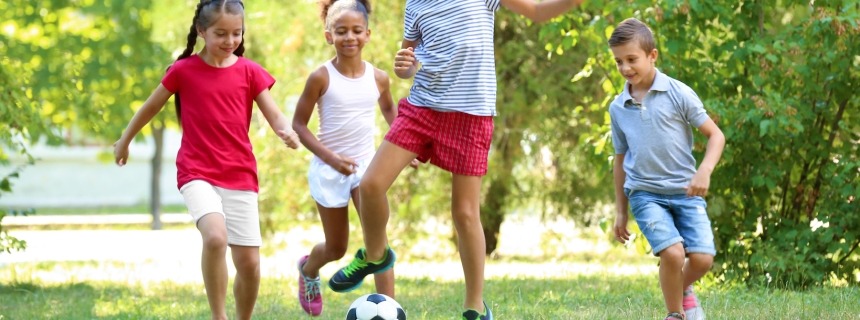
[328,247,395,292]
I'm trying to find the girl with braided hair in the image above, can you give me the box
[291,0,398,316]
[113,1,300,319]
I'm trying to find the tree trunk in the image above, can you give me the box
[150,118,165,230]
[480,123,519,255]
[481,179,509,255]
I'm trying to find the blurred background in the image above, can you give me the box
[1,0,858,290]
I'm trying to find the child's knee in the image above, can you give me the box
[359,175,386,195]
[234,254,260,274]
[451,208,481,228]
[202,233,228,252]
[325,243,349,260]
[658,243,686,264]
[689,253,714,270]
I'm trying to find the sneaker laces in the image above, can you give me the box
[303,277,321,301]
[342,256,369,277]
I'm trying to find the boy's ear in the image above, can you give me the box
[325,30,333,44]
[649,48,659,63]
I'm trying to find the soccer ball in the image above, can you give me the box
[345,293,406,320]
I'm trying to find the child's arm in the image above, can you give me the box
[394,40,419,79]
[374,68,397,126]
[613,153,631,244]
[686,119,725,197]
[291,68,357,175]
[500,0,584,23]
[113,84,173,166]
[256,88,300,150]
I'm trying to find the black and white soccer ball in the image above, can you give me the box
[345,293,406,320]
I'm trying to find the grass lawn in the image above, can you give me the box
[1,261,858,319]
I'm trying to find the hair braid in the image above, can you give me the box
[170,1,208,122]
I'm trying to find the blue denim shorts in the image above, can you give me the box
[626,189,716,256]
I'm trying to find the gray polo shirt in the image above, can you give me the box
[609,70,711,195]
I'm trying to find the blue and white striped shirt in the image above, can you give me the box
[404,0,502,116]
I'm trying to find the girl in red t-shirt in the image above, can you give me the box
[113,1,299,319]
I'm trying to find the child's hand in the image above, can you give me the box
[686,171,711,197]
[394,47,416,73]
[113,141,129,166]
[277,129,300,149]
[613,213,631,244]
[328,155,358,176]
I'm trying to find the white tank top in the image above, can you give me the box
[317,60,380,161]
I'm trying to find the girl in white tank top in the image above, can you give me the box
[289,0,398,315]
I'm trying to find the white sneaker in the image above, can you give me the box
[685,306,705,320]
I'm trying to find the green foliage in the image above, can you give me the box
[0,14,47,253]
[545,1,860,287]
[3,0,173,225]
[2,0,168,140]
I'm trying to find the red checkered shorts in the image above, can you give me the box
[385,98,494,176]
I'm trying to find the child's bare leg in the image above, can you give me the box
[659,243,686,315]
[304,205,350,278]
[352,188,396,298]
[358,141,416,261]
[451,174,486,312]
[683,253,713,287]
[197,213,229,320]
[231,245,260,320]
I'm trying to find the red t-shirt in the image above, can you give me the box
[162,55,275,192]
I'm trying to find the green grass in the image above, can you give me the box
[1,262,858,319]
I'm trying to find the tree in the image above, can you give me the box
[0,41,55,253]
[3,0,171,228]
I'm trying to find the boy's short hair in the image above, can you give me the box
[608,18,655,53]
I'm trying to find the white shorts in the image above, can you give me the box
[308,157,371,208]
[179,180,262,246]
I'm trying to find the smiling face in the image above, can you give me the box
[325,10,370,58]
[611,39,658,90]
[198,13,244,59]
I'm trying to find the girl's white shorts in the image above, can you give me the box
[308,157,371,208]
[179,179,262,247]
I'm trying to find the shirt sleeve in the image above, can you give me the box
[680,85,709,128]
[609,103,628,154]
[161,63,181,93]
[403,1,419,41]
[485,0,501,11]
[249,62,276,98]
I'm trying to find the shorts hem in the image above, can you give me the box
[228,238,262,247]
[312,197,350,209]
[432,161,487,176]
[192,211,225,226]
[684,246,716,256]
[651,237,684,256]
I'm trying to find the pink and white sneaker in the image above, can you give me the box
[683,286,705,320]
[297,255,323,316]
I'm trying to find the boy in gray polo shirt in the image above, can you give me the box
[608,18,726,320]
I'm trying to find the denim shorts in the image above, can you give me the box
[625,189,716,256]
